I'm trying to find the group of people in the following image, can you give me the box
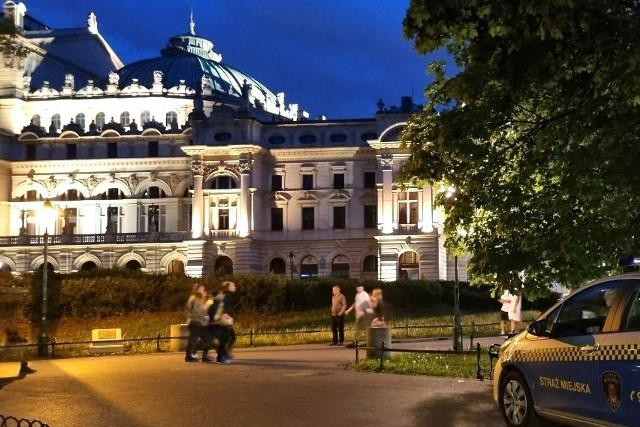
[498,290,522,335]
[184,280,237,364]
[330,284,386,346]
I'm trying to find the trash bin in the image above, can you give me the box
[366,326,391,359]
[170,324,189,352]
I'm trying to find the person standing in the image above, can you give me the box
[330,285,347,346]
[370,288,386,327]
[345,284,373,346]
[508,293,522,334]
[498,290,512,335]
[208,280,236,364]
[184,283,213,363]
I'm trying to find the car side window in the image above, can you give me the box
[552,280,625,337]
[621,282,640,331]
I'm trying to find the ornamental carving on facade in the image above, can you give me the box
[190,158,203,175]
[127,173,142,190]
[84,174,101,191]
[45,175,58,190]
[167,173,190,191]
[0,40,27,70]
[381,153,393,170]
[238,157,253,174]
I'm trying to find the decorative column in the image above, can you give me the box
[237,157,252,238]
[380,153,394,234]
[190,157,204,239]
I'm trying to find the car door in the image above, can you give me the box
[597,279,640,426]
[528,279,627,422]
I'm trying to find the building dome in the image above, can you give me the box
[115,20,282,114]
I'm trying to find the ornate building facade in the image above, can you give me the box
[0,1,465,282]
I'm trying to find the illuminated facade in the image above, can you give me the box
[0,1,465,281]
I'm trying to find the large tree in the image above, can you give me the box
[401,1,640,295]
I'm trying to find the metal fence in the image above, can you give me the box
[0,321,503,359]
[0,415,49,427]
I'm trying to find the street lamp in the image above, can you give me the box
[38,199,55,357]
[453,255,463,351]
[287,251,294,280]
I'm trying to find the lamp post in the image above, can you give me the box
[38,199,55,357]
[288,251,294,280]
[453,254,463,351]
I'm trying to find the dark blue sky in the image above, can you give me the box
[24,0,445,119]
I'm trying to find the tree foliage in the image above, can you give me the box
[401,1,640,295]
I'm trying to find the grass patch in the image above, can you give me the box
[347,351,492,379]
[0,308,539,361]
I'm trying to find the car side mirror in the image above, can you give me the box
[527,319,550,337]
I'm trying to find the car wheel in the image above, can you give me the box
[500,370,543,427]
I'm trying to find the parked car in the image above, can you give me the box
[493,264,640,426]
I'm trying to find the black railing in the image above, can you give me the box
[0,321,504,360]
[0,415,50,427]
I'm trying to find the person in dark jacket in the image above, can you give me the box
[208,281,236,364]
[184,283,213,363]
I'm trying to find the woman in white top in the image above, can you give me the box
[508,294,522,334]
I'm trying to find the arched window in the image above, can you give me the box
[331,255,349,278]
[75,113,85,130]
[363,255,377,272]
[270,258,286,275]
[141,111,151,124]
[96,112,106,130]
[165,111,178,126]
[80,261,97,271]
[51,113,61,130]
[125,260,141,270]
[300,256,318,279]
[208,176,237,189]
[120,111,131,126]
[143,186,166,199]
[167,260,184,274]
[214,256,233,275]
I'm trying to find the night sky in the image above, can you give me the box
[23,0,448,119]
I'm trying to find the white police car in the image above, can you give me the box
[493,262,640,426]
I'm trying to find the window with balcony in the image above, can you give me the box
[398,192,419,225]
[147,205,159,232]
[218,209,230,230]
